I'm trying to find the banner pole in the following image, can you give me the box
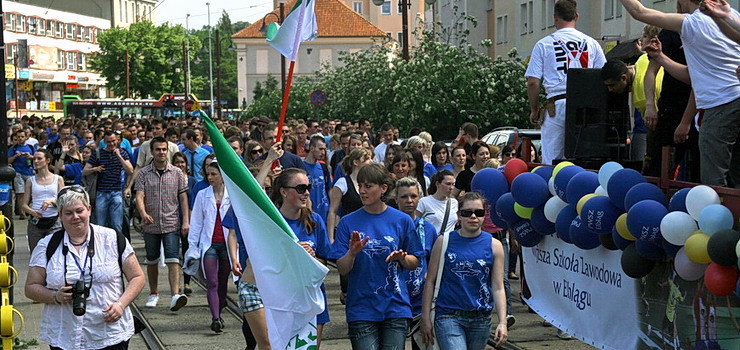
[276,60,296,144]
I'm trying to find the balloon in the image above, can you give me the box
[662,240,682,258]
[554,165,585,202]
[686,185,720,220]
[471,168,510,204]
[489,206,509,230]
[616,213,636,241]
[552,161,574,180]
[660,211,698,246]
[495,193,520,225]
[548,176,556,196]
[595,185,608,197]
[704,263,740,296]
[674,247,709,281]
[607,168,646,211]
[504,159,529,184]
[624,183,667,211]
[513,220,543,247]
[707,229,740,266]
[544,196,568,223]
[598,161,624,191]
[736,278,740,300]
[533,166,554,183]
[531,205,556,236]
[627,200,668,243]
[599,233,619,250]
[577,193,600,216]
[612,226,632,250]
[566,171,600,204]
[514,203,533,219]
[581,196,622,235]
[570,216,601,250]
[555,205,578,244]
[636,239,666,260]
[511,172,550,208]
[698,204,734,236]
[669,188,691,213]
[685,233,712,264]
[737,240,740,260]
[621,243,656,278]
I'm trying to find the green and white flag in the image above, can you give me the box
[266,0,317,61]
[196,110,328,349]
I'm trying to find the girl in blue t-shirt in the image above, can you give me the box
[421,192,508,350]
[431,141,454,173]
[270,168,332,347]
[330,163,424,349]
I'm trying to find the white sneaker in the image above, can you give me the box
[169,294,188,311]
[145,293,159,308]
[557,330,572,340]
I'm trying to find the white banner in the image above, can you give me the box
[522,235,639,350]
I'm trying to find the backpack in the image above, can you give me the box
[320,162,331,194]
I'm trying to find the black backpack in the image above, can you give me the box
[45,227,126,268]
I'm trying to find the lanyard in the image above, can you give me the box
[63,225,95,285]
[416,217,426,247]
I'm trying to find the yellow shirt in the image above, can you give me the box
[632,54,664,115]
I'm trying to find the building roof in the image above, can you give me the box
[232,0,387,39]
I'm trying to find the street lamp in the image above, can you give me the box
[258,7,286,94]
[206,2,215,118]
[373,0,410,60]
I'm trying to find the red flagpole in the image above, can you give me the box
[276,60,296,144]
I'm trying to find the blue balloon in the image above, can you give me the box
[533,166,554,182]
[736,278,740,300]
[581,196,622,234]
[635,239,666,261]
[698,204,735,236]
[627,200,668,243]
[669,188,691,212]
[607,168,646,211]
[556,205,578,244]
[554,165,585,202]
[566,171,600,204]
[570,216,602,250]
[513,220,543,247]
[531,205,556,236]
[624,183,667,211]
[471,168,510,204]
[495,193,520,225]
[612,226,632,250]
[662,239,681,258]
[511,172,550,208]
[489,205,509,230]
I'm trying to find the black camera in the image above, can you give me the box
[70,280,90,316]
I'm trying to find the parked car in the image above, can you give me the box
[480,127,542,161]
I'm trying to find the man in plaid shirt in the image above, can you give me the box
[134,136,191,310]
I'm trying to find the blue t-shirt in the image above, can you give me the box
[48,133,60,145]
[329,206,424,322]
[303,161,330,222]
[63,163,83,185]
[423,162,438,179]
[435,164,453,172]
[633,109,648,134]
[131,147,140,166]
[8,144,34,176]
[202,144,214,153]
[190,180,209,209]
[402,217,438,316]
[435,230,494,316]
[333,166,345,186]
[256,151,306,171]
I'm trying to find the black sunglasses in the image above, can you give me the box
[284,184,312,194]
[251,148,264,155]
[57,185,87,200]
[504,152,517,157]
[460,209,486,218]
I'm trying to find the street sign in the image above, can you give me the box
[183,99,201,113]
[310,89,327,106]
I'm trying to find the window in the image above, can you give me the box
[5,13,14,30]
[528,1,534,33]
[85,27,92,42]
[353,1,363,14]
[67,52,75,70]
[77,26,84,41]
[496,15,508,44]
[56,22,64,38]
[397,32,403,48]
[381,1,391,15]
[46,20,54,36]
[57,50,65,69]
[255,49,268,74]
[520,3,528,35]
[541,0,547,30]
[125,1,129,22]
[605,0,614,20]
[37,18,44,35]
[616,2,623,18]
[7,44,16,65]
[17,15,26,32]
[67,24,75,39]
[28,17,36,34]
[119,0,124,22]
[95,29,103,43]
[77,53,85,71]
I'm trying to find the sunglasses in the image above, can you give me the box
[251,148,264,155]
[264,186,272,192]
[57,185,87,200]
[460,209,485,218]
[284,184,312,194]
[504,152,517,157]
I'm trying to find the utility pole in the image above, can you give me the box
[215,29,222,118]
[125,49,130,99]
[14,51,19,119]
[207,2,215,118]
[182,41,189,98]
[401,0,410,61]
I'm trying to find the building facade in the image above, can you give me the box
[340,0,428,48]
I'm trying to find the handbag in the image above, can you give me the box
[411,230,450,350]
[35,216,58,230]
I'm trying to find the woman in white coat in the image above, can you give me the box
[189,161,232,333]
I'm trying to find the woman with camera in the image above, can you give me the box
[25,186,145,350]
[22,149,64,253]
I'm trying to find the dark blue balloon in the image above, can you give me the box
[531,205,556,236]
[624,183,667,211]
[635,239,666,261]
[607,168,646,211]
[495,193,520,225]
[472,168,510,204]
[511,172,550,208]
[566,171,600,204]
[736,278,740,300]
[513,220,543,247]
[581,196,622,234]
[668,188,691,212]
[570,216,601,250]
[533,166,554,182]
[661,239,681,258]
[612,226,632,250]
[627,200,668,243]
[554,165,585,202]
[489,206,509,230]
[599,233,619,250]
[555,205,578,244]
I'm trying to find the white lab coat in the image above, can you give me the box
[188,185,232,274]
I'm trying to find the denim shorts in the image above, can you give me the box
[238,281,264,313]
[143,231,181,264]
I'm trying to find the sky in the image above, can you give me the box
[155,0,274,30]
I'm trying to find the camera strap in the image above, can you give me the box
[62,225,95,286]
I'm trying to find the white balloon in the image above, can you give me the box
[598,161,623,191]
[595,185,608,197]
[660,211,698,246]
[686,185,721,220]
[544,196,568,223]
[736,240,740,259]
[548,176,556,197]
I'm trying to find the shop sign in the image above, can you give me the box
[19,69,31,80]
[77,76,89,82]
[4,64,14,79]
[31,71,53,80]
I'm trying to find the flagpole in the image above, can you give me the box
[276,60,296,143]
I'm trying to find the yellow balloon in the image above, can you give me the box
[616,213,636,241]
[552,161,574,179]
[514,203,533,219]
[531,166,542,173]
[576,193,601,216]
[685,232,712,264]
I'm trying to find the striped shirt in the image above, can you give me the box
[134,163,188,234]
[87,148,130,192]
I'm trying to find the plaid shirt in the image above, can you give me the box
[134,163,188,234]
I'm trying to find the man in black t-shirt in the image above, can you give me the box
[49,125,73,170]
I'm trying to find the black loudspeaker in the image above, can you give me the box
[564,68,630,161]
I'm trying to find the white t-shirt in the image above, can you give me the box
[373,141,399,163]
[417,196,458,234]
[681,9,740,109]
[525,27,606,98]
[333,176,349,195]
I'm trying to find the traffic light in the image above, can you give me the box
[163,94,176,108]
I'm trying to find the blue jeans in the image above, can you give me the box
[434,314,492,350]
[501,237,512,313]
[348,318,409,350]
[96,190,123,233]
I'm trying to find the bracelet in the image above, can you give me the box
[52,290,60,305]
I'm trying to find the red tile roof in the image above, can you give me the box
[233,0,386,39]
